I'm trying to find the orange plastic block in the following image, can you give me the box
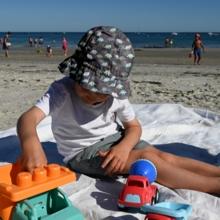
[0,163,76,202]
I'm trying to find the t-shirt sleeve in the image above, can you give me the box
[116,99,136,122]
[35,80,67,116]
[35,92,50,115]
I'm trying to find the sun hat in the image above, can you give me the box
[58,26,135,99]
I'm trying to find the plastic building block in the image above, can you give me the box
[11,188,84,220]
[0,163,77,220]
[0,163,76,202]
[118,175,159,209]
[141,202,192,220]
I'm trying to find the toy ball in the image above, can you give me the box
[129,159,157,183]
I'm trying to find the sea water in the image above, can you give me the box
[0,32,220,49]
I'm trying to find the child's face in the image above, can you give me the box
[74,83,110,105]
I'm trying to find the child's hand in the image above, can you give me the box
[99,145,130,175]
[17,146,48,173]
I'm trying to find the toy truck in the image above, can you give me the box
[142,202,192,220]
[0,163,84,220]
[118,175,159,209]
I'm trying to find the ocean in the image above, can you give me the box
[1,32,220,49]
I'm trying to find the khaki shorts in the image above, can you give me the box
[67,131,149,178]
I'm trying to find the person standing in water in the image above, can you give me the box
[62,37,68,56]
[192,33,205,65]
[2,33,11,57]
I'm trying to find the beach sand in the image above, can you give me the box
[0,48,219,130]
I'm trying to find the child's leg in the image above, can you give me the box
[150,146,220,177]
[124,147,220,194]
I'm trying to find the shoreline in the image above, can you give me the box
[0,48,219,130]
[1,47,220,64]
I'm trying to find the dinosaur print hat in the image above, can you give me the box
[58,26,135,99]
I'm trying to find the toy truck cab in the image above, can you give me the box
[118,175,159,209]
[11,188,83,220]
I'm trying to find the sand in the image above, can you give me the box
[0,47,220,130]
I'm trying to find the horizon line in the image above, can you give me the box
[0,31,219,33]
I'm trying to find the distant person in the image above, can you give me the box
[39,37,44,46]
[34,38,38,48]
[46,45,53,57]
[164,37,170,48]
[191,33,205,65]
[2,33,11,57]
[164,37,174,48]
[169,38,174,48]
[62,37,68,56]
[36,37,44,54]
[28,37,34,47]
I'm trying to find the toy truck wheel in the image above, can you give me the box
[118,203,125,209]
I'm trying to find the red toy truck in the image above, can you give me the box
[118,175,159,209]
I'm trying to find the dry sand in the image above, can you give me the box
[0,48,220,130]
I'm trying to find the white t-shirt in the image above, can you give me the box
[36,77,135,163]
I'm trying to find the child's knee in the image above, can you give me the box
[140,146,161,161]
[141,146,177,165]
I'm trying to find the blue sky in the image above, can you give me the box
[0,0,219,32]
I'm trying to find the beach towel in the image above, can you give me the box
[0,104,220,220]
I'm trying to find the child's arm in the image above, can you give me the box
[17,106,48,172]
[99,118,142,175]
